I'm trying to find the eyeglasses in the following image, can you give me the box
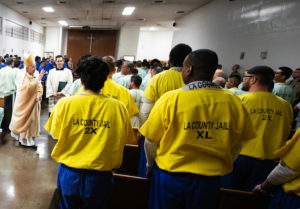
[243,75,254,80]
[275,72,283,75]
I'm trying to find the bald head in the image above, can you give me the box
[182,49,218,84]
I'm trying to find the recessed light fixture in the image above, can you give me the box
[176,11,185,14]
[58,20,68,26]
[122,7,135,16]
[22,11,28,14]
[153,0,165,3]
[103,0,115,3]
[17,1,24,4]
[43,6,54,13]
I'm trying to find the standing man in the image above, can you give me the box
[288,68,300,103]
[139,43,192,177]
[139,49,256,209]
[273,67,296,104]
[45,56,134,209]
[10,54,43,148]
[226,66,293,191]
[0,58,19,133]
[46,55,73,115]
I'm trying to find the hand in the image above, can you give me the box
[39,70,45,81]
[252,184,262,193]
[36,97,41,102]
[146,166,153,178]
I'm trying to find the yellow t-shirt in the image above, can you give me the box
[45,90,135,171]
[101,78,138,117]
[139,86,256,176]
[239,92,293,160]
[75,79,138,117]
[143,67,184,102]
[275,129,300,196]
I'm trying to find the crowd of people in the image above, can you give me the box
[0,44,300,209]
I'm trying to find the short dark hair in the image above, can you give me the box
[142,60,150,68]
[150,59,160,67]
[151,63,163,74]
[116,60,123,68]
[6,58,14,66]
[76,55,109,92]
[55,55,64,60]
[102,56,116,73]
[186,49,218,80]
[130,75,142,87]
[169,43,192,67]
[228,74,241,86]
[248,66,275,87]
[14,60,21,68]
[278,66,293,80]
[136,60,142,67]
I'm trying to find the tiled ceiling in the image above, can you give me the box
[0,0,213,29]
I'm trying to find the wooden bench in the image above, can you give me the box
[115,144,141,176]
[219,188,271,209]
[108,173,151,209]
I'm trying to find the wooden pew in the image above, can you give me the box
[108,173,151,209]
[115,144,141,176]
[219,188,271,209]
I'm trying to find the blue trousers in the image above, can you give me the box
[149,166,220,209]
[57,163,113,209]
[221,155,277,191]
[138,137,147,177]
[268,188,300,209]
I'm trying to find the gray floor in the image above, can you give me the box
[0,102,57,209]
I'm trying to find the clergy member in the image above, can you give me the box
[9,54,43,148]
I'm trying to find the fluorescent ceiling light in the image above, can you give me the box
[58,20,68,26]
[69,26,82,28]
[122,7,135,16]
[43,6,54,13]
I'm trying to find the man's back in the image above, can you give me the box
[46,92,135,171]
[144,67,184,103]
[140,83,255,176]
[239,92,293,160]
[101,78,138,117]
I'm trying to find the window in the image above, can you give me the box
[0,17,2,34]
[30,29,44,44]
[5,19,29,41]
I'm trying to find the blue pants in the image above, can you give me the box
[268,188,300,209]
[221,155,277,191]
[57,163,113,209]
[149,166,220,209]
[138,137,147,177]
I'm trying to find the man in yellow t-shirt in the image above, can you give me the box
[253,128,300,209]
[139,49,256,209]
[139,43,192,177]
[45,56,134,209]
[226,66,293,192]
[72,56,138,118]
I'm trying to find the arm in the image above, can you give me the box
[144,138,158,177]
[253,160,299,193]
[46,71,54,98]
[139,96,154,126]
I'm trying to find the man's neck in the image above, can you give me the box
[249,85,270,93]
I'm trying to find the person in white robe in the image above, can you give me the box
[9,54,43,148]
[46,55,73,114]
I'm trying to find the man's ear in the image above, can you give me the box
[186,65,193,76]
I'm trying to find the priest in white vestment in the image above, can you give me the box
[9,54,43,148]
